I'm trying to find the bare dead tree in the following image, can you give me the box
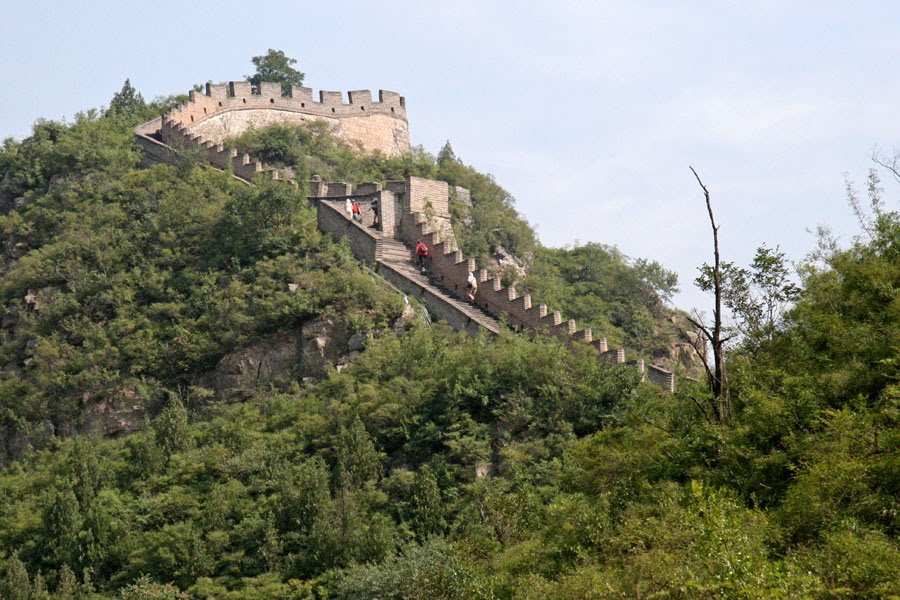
[686,166,731,424]
[871,147,900,183]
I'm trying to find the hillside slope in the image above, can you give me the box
[0,88,897,598]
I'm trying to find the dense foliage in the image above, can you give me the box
[0,110,403,456]
[0,81,898,598]
[521,243,679,351]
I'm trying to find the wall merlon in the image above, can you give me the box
[540,311,562,328]
[206,83,228,99]
[521,304,547,328]
[601,348,626,364]
[572,328,593,342]
[326,182,352,196]
[551,319,576,337]
[287,86,311,103]
[355,182,382,195]
[378,90,406,109]
[229,81,253,98]
[593,338,608,353]
[259,82,282,98]
[348,90,373,105]
[513,294,532,312]
[319,90,344,105]
[647,364,675,392]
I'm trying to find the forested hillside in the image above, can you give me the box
[0,81,897,598]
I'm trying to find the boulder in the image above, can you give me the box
[392,300,422,334]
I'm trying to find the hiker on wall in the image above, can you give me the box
[415,240,429,270]
[351,200,362,222]
[466,271,478,301]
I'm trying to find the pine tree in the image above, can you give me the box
[107,79,146,118]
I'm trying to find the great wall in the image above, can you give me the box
[135,81,678,392]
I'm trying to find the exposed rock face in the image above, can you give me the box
[491,245,530,283]
[209,316,356,402]
[300,316,350,378]
[392,301,422,334]
[82,388,147,438]
[651,314,708,376]
[0,426,30,465]
[211,331,303,403]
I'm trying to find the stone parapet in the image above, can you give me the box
[154,81,410,157]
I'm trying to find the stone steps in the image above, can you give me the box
[376,239,502,334]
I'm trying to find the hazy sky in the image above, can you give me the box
[2,1,899,312]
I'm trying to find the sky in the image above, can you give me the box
[2,1,899,313]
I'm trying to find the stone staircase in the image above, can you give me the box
[315,196,676,391]
[378,238,413,263]
[375,238,502,335]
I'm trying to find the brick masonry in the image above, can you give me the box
[154,81,410,158]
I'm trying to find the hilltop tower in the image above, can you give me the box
[134,81,410,168]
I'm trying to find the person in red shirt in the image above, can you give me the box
[351,200,361,222]
[415,240,429,269]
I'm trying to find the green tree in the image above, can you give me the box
[106,79,147,120]
[696,244,799,351]
[335,416,383,489]
[0,554,31,600]
[409,465,446,539]
[246,49,305,94]
[153,395,193,458]
[119,575,189,600]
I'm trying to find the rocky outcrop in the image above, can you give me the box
[82,387,147,438]
[491,245,530,283]
[650,313,708,376]
[210,331,303,403]
[207,315,376,402]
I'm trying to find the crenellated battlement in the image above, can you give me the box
[163,81,407,126]
[147,79,410,159]
[372,197,676,391]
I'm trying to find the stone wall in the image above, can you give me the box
[646,364,676,393]
[396,202,677,390]
[316,200,380,264]
[377,262,495,337]
[159,81,410,157]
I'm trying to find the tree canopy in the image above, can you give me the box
[245,49,305,94]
